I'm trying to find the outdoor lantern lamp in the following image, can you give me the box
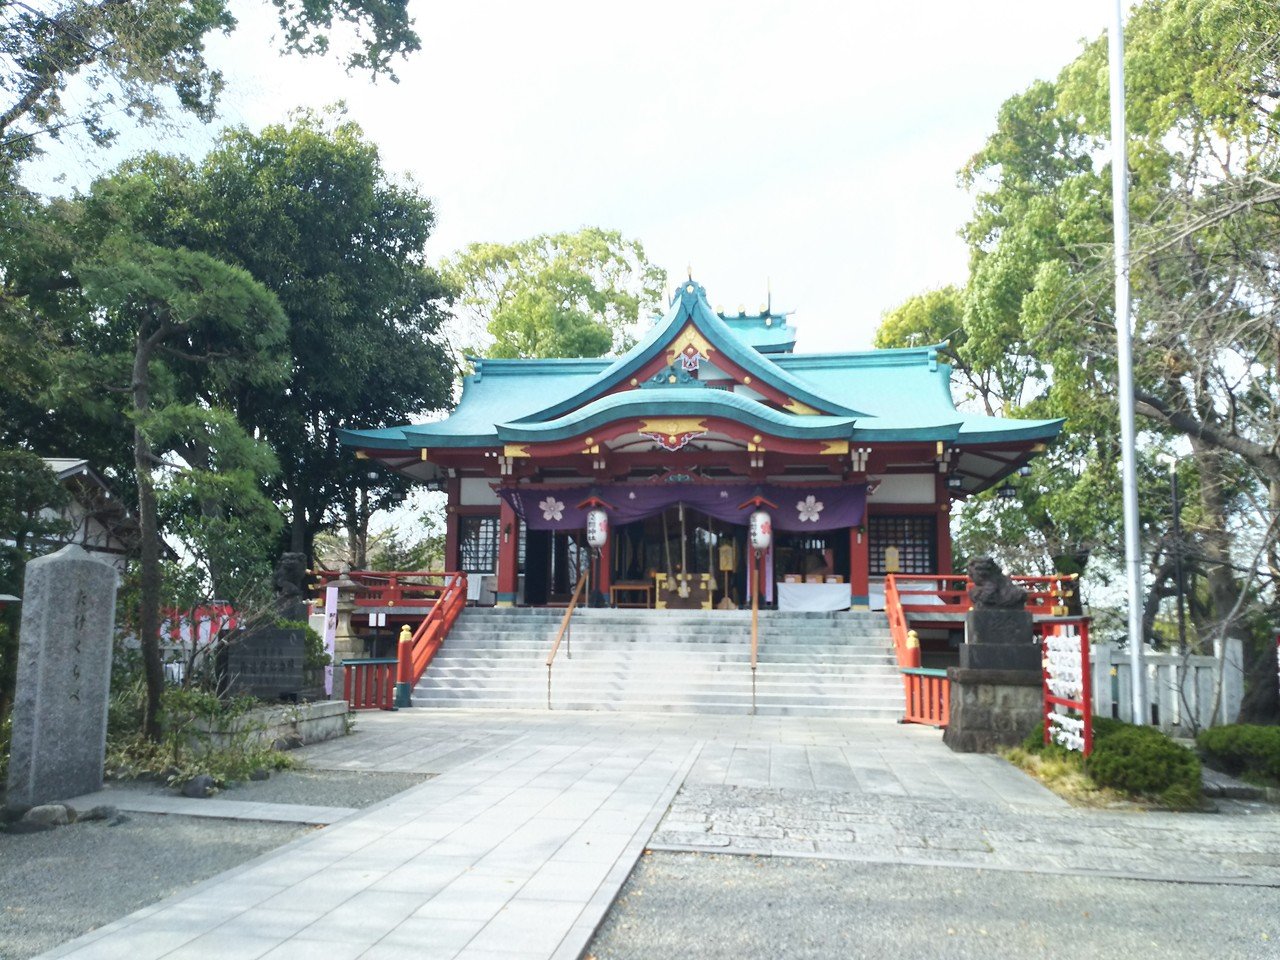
[947,476,964,491]
[997,482,1017,501]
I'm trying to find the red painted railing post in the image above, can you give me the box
[395,624,413,708]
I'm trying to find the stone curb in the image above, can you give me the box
[644,841,1280,889]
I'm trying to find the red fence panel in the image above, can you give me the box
[343,658,397,711]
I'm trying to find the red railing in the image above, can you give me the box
[901,667,950,726]
[395,572,468,703]
[344,658,397,710]
[885,572,1080,728]
[313,569,453,608]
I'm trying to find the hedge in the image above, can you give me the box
[1196,724,1280,785]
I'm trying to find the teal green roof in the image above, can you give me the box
[717,308,797,353]
[338,281,1063,470]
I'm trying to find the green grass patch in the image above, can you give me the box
[1005,717,1202,810]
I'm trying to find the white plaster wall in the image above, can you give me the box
[460,477,500,506]
[867,474,935,504]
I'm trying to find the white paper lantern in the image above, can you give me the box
[586,508,609,549]
[749,510,772,551]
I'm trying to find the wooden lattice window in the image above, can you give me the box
[868,515,936,575]
[460,516,498,573]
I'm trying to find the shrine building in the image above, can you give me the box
[340,280,1062,612]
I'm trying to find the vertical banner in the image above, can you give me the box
[323,585,338,697]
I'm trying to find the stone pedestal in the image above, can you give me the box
[6,545,118,805]
[965,608,1033,645]
[943,668,1043,753]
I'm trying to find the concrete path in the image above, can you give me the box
[34,710,1280,960]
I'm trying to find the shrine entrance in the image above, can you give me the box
[611,506,749,610]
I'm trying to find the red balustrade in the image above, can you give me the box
[313,569,452,608]
[885,572,1081,728]
[395,572,468,706]
[343,658,397,711]
[901,668,950,727]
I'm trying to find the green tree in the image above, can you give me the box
[891,0,1280,719]
[74,237,288,737]
[0,0,418,171]
[77,111,455,564]
[446,227,667,359]
[0,450,68,716]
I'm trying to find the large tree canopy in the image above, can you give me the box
[0,0,418,171]
[879,0,1280,719]
[446,227,667,359]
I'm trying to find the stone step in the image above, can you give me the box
[411,606,903,718]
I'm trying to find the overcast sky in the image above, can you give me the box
[32,1,1115,352]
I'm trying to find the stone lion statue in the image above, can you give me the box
[273,552,309,613]
[967,557,1027,609]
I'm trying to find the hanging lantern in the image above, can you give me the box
[749,510,772,552]
[586,508,609,549]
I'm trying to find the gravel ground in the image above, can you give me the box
[587,852,1280,960]
[0,814,305,960]
[0,769,429,960]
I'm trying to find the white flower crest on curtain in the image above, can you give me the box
[796,495,824,523]
[539,497,565,521]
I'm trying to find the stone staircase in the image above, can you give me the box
[412,607,903,717]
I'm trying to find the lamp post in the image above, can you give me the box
[1157,454,1187,654]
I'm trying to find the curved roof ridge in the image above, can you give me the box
[505,280,864,424]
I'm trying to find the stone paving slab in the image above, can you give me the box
[36,728,699,960]
[61,789,356,826]
[27,709,1280,960]
[649,782,1280,887]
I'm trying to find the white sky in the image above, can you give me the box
[31,1,1112,351]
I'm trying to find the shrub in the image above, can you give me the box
[1196,725,1280,785]
[1085,725,1201,808]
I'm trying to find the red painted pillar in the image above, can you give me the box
[850,522,870,609]
[935,474,954,575]
[596,537,612,604]
[444,475,460,572]
[496,499,519,607]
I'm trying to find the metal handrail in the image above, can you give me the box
[545,570,589,708]
[750,552,760,715]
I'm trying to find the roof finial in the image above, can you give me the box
[687,263,693,281]
[767,276,772,314]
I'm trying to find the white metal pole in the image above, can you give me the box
[1109,0,1147,724]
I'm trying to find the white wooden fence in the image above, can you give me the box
[1090,640,1243,735]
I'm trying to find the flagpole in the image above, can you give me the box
[1109,0,1146,724]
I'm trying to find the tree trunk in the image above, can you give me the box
[133,325,168,741]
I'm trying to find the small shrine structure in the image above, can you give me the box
[340,280,1062,611]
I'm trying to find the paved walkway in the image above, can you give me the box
[35,710,1280,960]
[60,789,356,826]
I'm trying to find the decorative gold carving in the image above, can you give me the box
[639,417,707,437]
[819,440,849,455]
[743,376,752,385]
[665,323,715,367]
[581,444,600,455]
[355,450,369,459]
[503,444,531,458]
[420,449,429,461]
[783,398,822,415]
[630,377,638,386]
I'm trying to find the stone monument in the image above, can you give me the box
[6,545,118,806]
[223,553,309,701]
[944,556,1043,753]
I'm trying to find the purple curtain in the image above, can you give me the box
[500,483,866,533]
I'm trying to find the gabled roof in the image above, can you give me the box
[338,280,1063,461]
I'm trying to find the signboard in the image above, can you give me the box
[226,626,305,700]
[322,585,338,697]
[1042,621,1093,756]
